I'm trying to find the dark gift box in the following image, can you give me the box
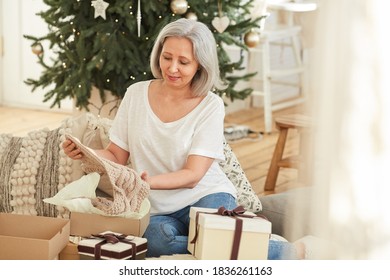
[78,231,147,260]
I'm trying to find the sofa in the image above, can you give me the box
[0,112,313,242]
[0,112,263,218]
[258,187,313,241]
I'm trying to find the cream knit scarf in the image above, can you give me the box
[65,134,149,215]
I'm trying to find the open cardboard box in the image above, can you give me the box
[69,197,150,237]
[59,241,80,260]
[0,213,70,260]
[70,210,150,238]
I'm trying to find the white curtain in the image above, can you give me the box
[305,0,390,259]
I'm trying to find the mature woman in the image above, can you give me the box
[63,18,311,259]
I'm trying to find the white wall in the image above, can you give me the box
[0,0,72,112]
[0,0,3,105]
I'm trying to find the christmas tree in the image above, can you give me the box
[25,0,265,110]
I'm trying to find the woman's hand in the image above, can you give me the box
[62,139,83,160]
[140,155,214,190]
[141,171,150,185]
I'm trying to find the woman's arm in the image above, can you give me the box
[62,139,129,165]
[141,154,214,190]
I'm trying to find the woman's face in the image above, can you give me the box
[159,36,199,91]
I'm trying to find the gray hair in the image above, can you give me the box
[150,18,226,97]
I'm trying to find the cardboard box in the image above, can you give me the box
[77,231,147,260]
[187,207,271,260]
[0,213,70,260]
[59,241,80,260]
[70,210,150,238]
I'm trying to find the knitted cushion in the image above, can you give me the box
[0,127,73,218]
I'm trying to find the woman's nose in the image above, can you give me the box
[168,60,178,73]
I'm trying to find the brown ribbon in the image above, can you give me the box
[190,206,256,260]
[90,233,137,260]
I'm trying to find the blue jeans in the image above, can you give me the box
[143,192,298,260]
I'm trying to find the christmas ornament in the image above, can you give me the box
[244,30,261,48]
[31,43,43,55]
[137,0,142,37]
[186,12,198,21]
[212,0,230,33]
[212,16,230,33]
[170,0,188,15]
[92,0,109,20]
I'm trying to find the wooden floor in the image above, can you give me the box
[0,104,305,197]
[0,106,73,136]
[225,104,305,197]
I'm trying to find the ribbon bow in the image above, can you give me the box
[92,233,127,244]
[217,205,246,216]
[191,206,252,260]
[89,233,137,260]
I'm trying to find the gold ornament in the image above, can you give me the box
[186,12,198,21]
[170,0,188,15]
[244,31,261,48]
[31,44,43,55]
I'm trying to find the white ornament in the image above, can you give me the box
[212,16,230,33]
[92,0,109,20]
[212,0,230,33]
[137,0,142,37]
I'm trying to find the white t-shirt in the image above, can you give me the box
[109,80,237,215]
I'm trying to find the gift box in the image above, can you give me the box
[77,231,147,260]
[188,206,271,260]
[0,213,70,260]
[70,210,150,238]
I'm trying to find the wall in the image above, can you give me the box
[0,0,3,105]
[0,0,72,112]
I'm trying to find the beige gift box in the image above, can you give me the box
[188,206,271,260]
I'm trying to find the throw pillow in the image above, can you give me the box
[61,113,117,197]
[0,127,72,218]
[219,141,262,213]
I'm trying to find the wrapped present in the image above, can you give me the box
[78,231,147,260]
[188,206,271,260]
